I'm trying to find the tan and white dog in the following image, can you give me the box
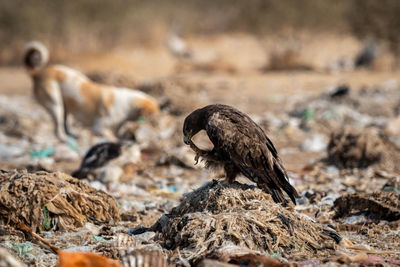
[23,41,159,141]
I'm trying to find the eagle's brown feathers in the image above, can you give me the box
[183,104,299,204]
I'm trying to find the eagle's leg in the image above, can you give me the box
[220,163,239,186]
[189,142,218,164]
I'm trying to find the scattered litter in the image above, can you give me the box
[66,137,79,151]
[382,176,400,192]
[118,249,167,267]
[331,252,368,264]
[319,194,341,207]
[29,147,55,159]
[289,84,400,131]
[360,255,385,265]
[197,259,236,267]
[300,134,327,152]
[210,244,287,266]
[5,242,35,259]
[93,236,107,242]
[299,259,321,267]
[302,108,313,121]
[131,231,156,243]
[135,124,158,146]
[0,144,24,160]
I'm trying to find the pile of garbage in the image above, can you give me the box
[326,126,400,171]
[334,192,400,223]
[0,169,120,232]
[150,180,340,264]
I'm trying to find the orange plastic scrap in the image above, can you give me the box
[58,250,121,267]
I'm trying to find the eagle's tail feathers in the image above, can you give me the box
[273,163,299,204]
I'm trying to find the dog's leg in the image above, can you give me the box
[63,111,77,139]
[36,81,68,142]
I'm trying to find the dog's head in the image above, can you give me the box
[140,97,160,117]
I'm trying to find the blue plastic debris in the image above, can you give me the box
[29,147,55,158]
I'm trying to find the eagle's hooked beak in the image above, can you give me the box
[183,130,192,145]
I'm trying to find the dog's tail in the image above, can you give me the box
[23,41,49,74]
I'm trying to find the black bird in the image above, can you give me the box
[72,142,122,179]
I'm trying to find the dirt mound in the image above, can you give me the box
[152,180,340,264]
[0,170,120,232]
[333,192,400,223]
[327,126,400,170]
[262,49,314,72]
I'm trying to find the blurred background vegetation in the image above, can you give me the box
[0,0,399,64]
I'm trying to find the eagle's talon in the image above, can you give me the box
[190,142,200,153]
[194,154,200,165]
[189,141,203,165]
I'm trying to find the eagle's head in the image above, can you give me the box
[183,108,205,145]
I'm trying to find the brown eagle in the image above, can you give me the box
[183,104,299,204]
